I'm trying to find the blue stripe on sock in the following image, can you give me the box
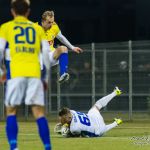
[45,144,51,149]
[10,140,17,144]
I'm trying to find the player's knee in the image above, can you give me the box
[32,105,45,119]
[6,107,17,116]
[54,46,68,59]
[59,46,68,53]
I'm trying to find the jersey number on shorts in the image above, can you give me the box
[77,112,91,126]
[14,26,35,44]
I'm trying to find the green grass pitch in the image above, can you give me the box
[0,121,150,150]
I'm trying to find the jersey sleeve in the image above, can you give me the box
[0,24,7,59]
[0,23,7,40]
[71,127,81,135]
[53,22,61,37]
[39,26,47,41]
[33,23,46,41]
[70,122,81,135]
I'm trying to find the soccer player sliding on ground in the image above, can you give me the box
[54,87,123,137]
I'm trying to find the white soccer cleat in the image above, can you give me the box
[58,73,70,84]
[114,86,122,96]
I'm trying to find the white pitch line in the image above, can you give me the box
[118,127,150,129]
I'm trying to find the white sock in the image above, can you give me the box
[95,91,116,110]
[105,121,118,132]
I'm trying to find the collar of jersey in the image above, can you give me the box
[14,16,28,21]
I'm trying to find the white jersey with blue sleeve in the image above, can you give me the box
[70,110,100,137]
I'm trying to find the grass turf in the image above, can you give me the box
[0,121,150,150]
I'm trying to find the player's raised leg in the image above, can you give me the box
[104,118,123,133]
[53,46,70,83]
[95,87,122,110]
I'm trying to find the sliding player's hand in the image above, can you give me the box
[42,80,48,91]
[0,66,6,84]
[72,47,83,54]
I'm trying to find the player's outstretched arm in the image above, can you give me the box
[56,32,83,53]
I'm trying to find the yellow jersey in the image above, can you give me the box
[45,22,60,51]
[0,16,46,78]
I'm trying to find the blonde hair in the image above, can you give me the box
[42,10,54,21]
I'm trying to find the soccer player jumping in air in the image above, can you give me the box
[41,10,83,83]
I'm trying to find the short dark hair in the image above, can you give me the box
[11,0,30,15]
[59,107,70,116]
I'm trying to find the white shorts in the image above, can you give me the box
[88,107,106,136]
[49,51,59,67]
[5,77,44,107]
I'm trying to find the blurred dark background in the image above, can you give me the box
[0,0,150,44]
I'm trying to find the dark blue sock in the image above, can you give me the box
[37,117,51,150]
[6,115,18,150]
[59,53,68,76]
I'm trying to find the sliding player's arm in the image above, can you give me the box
[0,25,7,81]
[56,32,83,53]
[54,123,81,138]
[0,24,7,63]
[0,38,6,63]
